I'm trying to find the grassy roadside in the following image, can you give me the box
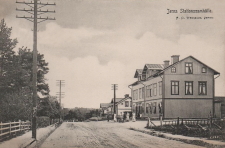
[129,127,225,148]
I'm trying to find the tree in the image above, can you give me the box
[17,47,50,96]
[0,19,18,94]
[37,96,61,120]
[0,19,50,122]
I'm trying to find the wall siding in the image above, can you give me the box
[164,98,213,118]
[164,57,214,99]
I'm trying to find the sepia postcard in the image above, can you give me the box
[0,0,224,147]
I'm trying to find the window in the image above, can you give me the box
[153,102,157,114]
[199,82,207,95]
[139,88,142,99]
[153,83,157,96]
[142,87,145,99]
[171,81,179,95]
[133,90,138,100]
[158,102,162,114]
[148,70,151,75]
[136,90,138,100]
[138,76,142,81]
[185,62,193,74]
[146,104,149,113]
[146,85,150,98]
[185,81,193,95]
[130,101,132,107]
[141,103,145,114]
[125,101,129,107]
[171,67,176,73]
[142,75,146,80]
[149,103,152,114]
[159,81,162,95]
[202,67,207,73]
[150,84,152,97]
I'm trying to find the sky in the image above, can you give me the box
[0,0,225,108]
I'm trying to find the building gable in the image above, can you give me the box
[161,56,219,75]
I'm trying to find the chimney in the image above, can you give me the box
[124,94,129,98]
[164,60,170,68]
[171,55,180,64]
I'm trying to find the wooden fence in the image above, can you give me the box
[0,120,31,141]
[161,118,225,140]
[163,118,210,126]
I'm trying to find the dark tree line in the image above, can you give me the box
[0,19,60,122]
[64,108,101,121]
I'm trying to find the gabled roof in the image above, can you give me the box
[155,55,220,76]
[134,69,143,78]
[145,64,164,69]
[142,64,164,75]
[111,98,123,103]
[129,80,145,86]
[116,97,132,105]
[100,103,112,108]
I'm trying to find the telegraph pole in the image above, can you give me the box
[16,0,55,139]
[111,84,118,115]
[56,80,65,122]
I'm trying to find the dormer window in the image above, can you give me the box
[138,76,142,81]
[171,67,176,73]
[202,67,207,73]
[142,75,146,80]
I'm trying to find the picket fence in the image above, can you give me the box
[0,120,31,141]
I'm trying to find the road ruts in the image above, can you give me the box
[40,121,204,148]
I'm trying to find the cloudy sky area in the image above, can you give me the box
[0,0,224,108]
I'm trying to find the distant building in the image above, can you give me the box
[112,94,132,116]
[100,103,112,116]
[100,94,132,116]
[129,55,220,119]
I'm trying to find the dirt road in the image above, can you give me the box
[40,121,204,148]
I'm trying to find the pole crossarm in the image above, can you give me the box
[16,8,55,15]
[16,16,56,23]
[16,1,56,5]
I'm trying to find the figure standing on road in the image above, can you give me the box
[126,113,130,122]
[123,112,126,122]
[107,114,109,122]
[132,112,136,122]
